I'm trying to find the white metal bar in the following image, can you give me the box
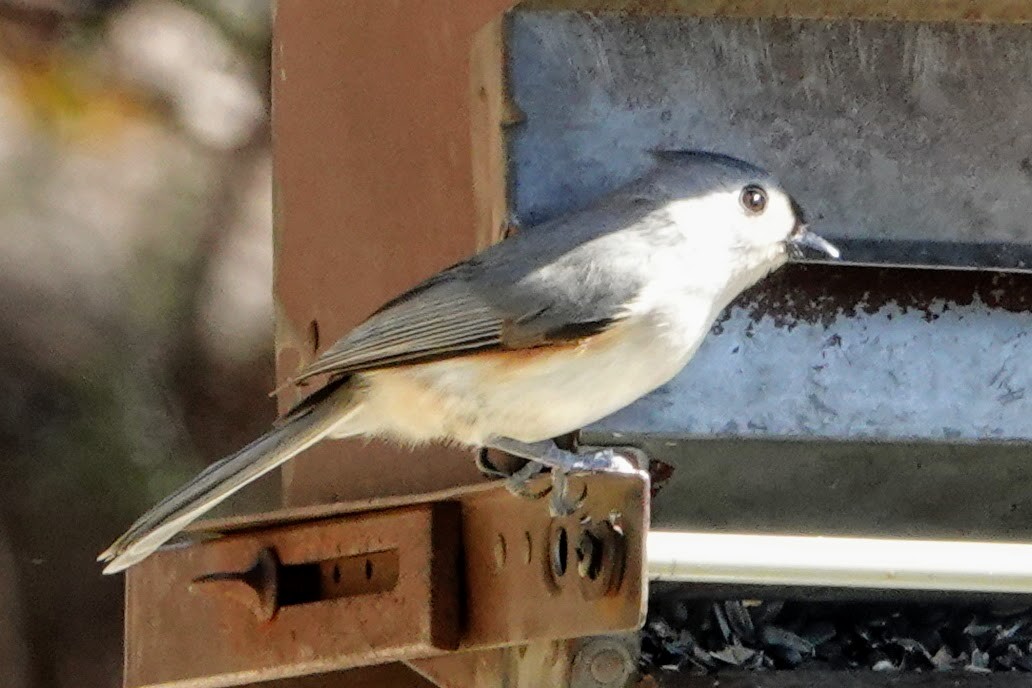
[647,531,1032,594]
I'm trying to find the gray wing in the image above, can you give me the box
[293,189,677,383]
[293,265,504,380]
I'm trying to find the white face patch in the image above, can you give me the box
[662,185,797,268]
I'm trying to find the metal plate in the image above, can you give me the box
[506,11,1032,444]
[597,433,1032,542]
[125,473,648,688]
[125,504,461,688]
[507,11,1032,270]
[588,266,1032,442]
[518,0,1032,23]
[459,473,648,644]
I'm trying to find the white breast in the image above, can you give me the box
[338,299,719,447]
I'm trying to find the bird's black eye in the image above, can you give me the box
[740,185,768,215]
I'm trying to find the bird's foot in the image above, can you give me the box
[548,468,585,516]
[475,449,549,498]
[505,461,550,499]
[486,437,644,475]
[484,438,648,515]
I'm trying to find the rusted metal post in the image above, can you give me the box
[270,3,580,686]
[272,0,515,506]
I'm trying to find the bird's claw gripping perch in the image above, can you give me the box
[505,461,550,499]
[548,469,585,516]
[483,438,648,515]
[476,449,550,498]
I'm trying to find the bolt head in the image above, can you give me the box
[572,640,634,688]
[590,648,629,684]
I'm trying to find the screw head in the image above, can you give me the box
[572,639,634,688]
[590,648,629,684]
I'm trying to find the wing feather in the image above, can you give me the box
[291,190,675,384]
[294,279,504,381]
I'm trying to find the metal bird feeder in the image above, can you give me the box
[119,2,1032,687]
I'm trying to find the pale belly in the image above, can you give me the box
[339,314,711,446]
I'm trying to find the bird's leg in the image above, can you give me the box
[485,437,644,516]
[507,461,549,499]
[475,448,548,498]
[486,438,642,474]
[474,448,508,479]
[547,468,582,517]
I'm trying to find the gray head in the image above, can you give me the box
[646,150,839,267]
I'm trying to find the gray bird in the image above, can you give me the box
[100,151,839,573]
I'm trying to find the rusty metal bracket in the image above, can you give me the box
[124,471,649,688]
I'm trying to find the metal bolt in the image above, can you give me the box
[590,648,629,684]
[571,638,635,688]
[190,547,279,621]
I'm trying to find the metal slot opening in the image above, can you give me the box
[279,549,400,607]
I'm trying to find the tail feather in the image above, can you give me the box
[99,381,358,574]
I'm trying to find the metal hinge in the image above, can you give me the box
[124,472,649,688]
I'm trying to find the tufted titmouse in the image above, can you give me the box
[99,151,839,573]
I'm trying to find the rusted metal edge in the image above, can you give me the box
[178,475,500,537]
[515,0,1032,24]
[125,471,649,688]
[718,262,1032,332]
[407,640,579,688]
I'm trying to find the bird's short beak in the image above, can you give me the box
[788,223,841,260]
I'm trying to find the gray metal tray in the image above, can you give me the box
[507,10,1032,443]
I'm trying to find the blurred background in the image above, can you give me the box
[0,1,274,685]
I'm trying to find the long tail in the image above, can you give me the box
[99,381,359,574]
